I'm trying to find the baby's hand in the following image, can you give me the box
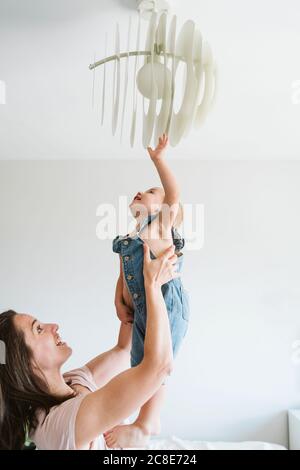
[115,300,134,325]
[147,133,169,162]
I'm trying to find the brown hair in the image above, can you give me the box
[0,310,73,450]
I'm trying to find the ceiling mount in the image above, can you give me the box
[136,1,171,20]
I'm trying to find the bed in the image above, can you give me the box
[122,436,287,450]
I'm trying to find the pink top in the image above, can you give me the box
[29,365,108,450]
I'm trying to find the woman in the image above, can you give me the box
[0,243,179,450]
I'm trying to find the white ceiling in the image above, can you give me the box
[0,0,300,159]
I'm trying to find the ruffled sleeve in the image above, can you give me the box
[112,235,121,254]
[172,227,185,252]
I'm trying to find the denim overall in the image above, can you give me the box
[113,213,190,368]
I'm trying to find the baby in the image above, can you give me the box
[105,134,190,449]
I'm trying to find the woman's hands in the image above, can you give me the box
[147,133,168,162]
[115,298,134,325]
[143,243,179,288]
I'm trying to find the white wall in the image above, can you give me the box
[1,159,300,447]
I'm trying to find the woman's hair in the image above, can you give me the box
[0,310,73,450]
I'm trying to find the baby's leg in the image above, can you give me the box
[135,383,166,435]
[103,385,166,449]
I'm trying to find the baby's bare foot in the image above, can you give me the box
[104,423,151,449]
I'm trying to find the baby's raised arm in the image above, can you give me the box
[147,134,180,227]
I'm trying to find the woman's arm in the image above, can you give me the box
[75,244,179,449]
[84,321,133,389]
[85,258,133,387]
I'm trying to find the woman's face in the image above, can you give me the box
[13,314,72,372]
[130,187,165,217]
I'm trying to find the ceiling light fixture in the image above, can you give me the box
[89,1,217,148]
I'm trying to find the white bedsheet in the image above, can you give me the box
[121,436,286,450]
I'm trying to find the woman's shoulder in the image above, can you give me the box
[63,365,98,392]
[29,393,85,450]
[30,366,103,450]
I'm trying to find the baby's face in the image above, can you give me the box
[130,187,165,218]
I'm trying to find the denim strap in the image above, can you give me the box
[137,212,160,236]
